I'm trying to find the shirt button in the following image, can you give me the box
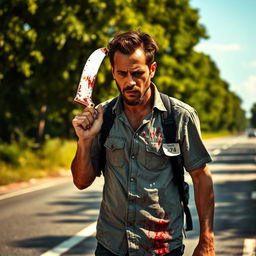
[130,177,135,182]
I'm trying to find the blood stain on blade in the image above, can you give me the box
[101,48,108,53]
[87,75,96,88]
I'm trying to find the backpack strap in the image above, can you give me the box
[160,93,193,231]
[99,97,118,172]
[160,93,176,143]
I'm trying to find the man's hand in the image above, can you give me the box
[192,240,215,256]
[72,104,103,140]
[71,104,103,189]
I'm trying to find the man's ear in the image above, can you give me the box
[150,62,157,78]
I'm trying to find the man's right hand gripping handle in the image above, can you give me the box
[71,105,103,189]
[72,104,103,141]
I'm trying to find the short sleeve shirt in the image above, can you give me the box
[91,85,212,256]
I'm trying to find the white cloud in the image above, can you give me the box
[248,61,256,68]
[195,43,241,52]
[242,75,256,93]
[242,61,256,69]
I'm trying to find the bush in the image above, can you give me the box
[0,143,21,165]
[0,138,77,186]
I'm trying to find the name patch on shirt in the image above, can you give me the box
[162,143,181,156]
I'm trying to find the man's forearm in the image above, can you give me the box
[71,139,97,189]
[190,165,215,251]
[196,182,215,245]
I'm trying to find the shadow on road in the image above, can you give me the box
[212,170,256,175]
[214,179,256,255]
[11,235,71,250]
[210,144,256,165]
[187,178,256,255]
[9,190,102,254]
[39,190,102,222]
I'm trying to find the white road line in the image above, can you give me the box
[251,191,256,200]
[242,239,256,256]
[221,145,229,150]
[0,179,68,201]
[40,221,97,256]
[212,149,221,155]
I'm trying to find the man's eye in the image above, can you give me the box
[118,71,127,76]
[133,72,144,77]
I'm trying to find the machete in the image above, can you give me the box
[74,48,108,108]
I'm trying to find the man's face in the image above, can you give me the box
[112,47,156,106]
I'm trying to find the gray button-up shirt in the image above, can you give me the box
[91,85,212,256]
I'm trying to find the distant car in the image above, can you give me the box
[247,128,256,137]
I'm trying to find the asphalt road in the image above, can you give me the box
[0,134,255,256]
[184,135,256,256]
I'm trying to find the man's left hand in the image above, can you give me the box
[192,242,215,256]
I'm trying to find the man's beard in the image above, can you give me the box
[116,82,151,106]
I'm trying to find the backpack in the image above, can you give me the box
[99,93,193,231]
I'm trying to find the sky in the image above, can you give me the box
[191,0,256,118]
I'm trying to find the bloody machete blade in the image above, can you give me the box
[74,47,108,108]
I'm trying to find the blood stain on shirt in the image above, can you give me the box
[140,214,172,256]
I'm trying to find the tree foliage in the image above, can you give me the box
[250,103,256,128]
[0,0,246,142]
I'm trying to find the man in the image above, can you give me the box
[71,31,215,256]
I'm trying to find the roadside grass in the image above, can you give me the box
[202,130,233,140]
[0,138,77,186]
[0,130,234,186]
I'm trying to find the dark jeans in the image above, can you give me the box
[95,243,184,256]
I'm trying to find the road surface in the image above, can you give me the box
[0,134,255,256]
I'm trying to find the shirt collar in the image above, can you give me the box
[151,82,167,112]
[112,82,167,115]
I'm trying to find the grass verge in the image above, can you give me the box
[0,131,233,186]
[0,138,77,186]
[202,130,233,140]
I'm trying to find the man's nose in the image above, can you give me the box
[127,73,136,86]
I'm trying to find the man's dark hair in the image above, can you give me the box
[108,31,159,67]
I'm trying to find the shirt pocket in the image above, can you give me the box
[144,143,170,171]
[104,136,126,168]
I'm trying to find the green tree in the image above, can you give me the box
[0,0,246,142]
[250,103,256,128]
